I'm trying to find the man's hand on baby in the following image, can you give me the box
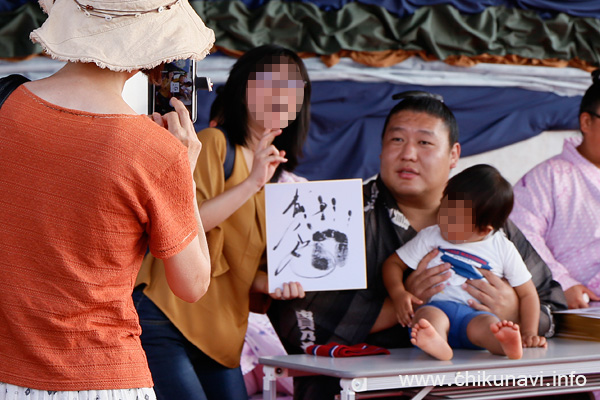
[392,291,422,327]
[463,268,519,322]
[404,249,451,303]
[522,334,547,348]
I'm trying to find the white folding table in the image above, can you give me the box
[260,338,600,399]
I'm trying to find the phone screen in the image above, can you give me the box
[150,59,197,122]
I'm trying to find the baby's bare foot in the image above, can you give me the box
[411,318,453,361]
[490,320,523,359]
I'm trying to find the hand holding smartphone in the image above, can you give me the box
[149,59,213,122]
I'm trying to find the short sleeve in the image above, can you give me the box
[194,128,227,204]
[499,235,532,287]
[193,128,230,272]
[145,150,197,259]
[395,227,437,270]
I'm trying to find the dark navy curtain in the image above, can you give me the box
[197,0,600,19]
[7,0,597,18]
[195,80,580,181]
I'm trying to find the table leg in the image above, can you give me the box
[262,366,277,400]
[339,378,356,400]
[411,386,433,400]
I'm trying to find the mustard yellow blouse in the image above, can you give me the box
[136,127,266,368]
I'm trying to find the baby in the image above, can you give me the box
[383,164,547,360]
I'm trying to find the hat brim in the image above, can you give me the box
[30,0,215,72]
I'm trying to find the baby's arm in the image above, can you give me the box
[383,252,423,327]
[514,280,547,348]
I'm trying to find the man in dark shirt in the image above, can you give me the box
[269,93,567,399]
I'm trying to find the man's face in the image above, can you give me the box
[380,110,460,203]
[246,60,305,130]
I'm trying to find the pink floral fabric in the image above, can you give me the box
[511,137,600,294]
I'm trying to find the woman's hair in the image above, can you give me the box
[579,69,600,117]
[142,64,163,86]
[381,91,459,147]
[443,164,513,232]
[209,45,311,178]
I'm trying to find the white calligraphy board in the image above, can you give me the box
[265,179,367,292]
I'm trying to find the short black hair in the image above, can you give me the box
[381,92,459,147]
[579,69,600,118]
[443,164,513,232]
[209,45,311,179]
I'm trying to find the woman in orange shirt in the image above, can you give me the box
[0,1,214,399]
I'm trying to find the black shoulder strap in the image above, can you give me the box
[0,74,30,109]
[219,126,236,180]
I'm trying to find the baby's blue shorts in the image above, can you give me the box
[416,300,496,350]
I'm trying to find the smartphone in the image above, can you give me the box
[149,59,212,122]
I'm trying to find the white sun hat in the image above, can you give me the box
[30,0,215,72]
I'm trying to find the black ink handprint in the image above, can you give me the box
[274,190,352,279]
[311,229,348,272]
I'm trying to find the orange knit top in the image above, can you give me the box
[137,127,267,368]
[0,86,197,391]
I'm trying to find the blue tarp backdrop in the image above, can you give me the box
[195,80,581,181]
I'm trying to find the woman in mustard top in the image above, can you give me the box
[135,45,311,400]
